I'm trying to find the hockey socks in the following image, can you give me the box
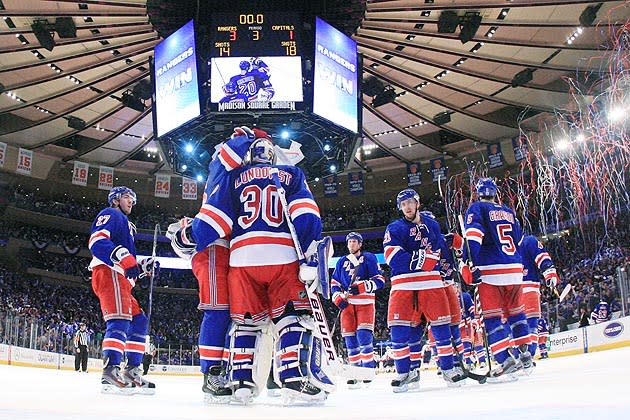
[356,329,376,369]
[344,335,361,366]
[390,325,411,374]
[484,317,512,364]
[431,324,455,371]
[199,309,231,374]
[125,313,148,367]
[526,317,539,357]
[102,319,130,366]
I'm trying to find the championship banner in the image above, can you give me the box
[406,162,422,187]
[181,177,197,200]
[487,143,504,169]
[323,174,338,198]
[430,157,447,183]
[348,172,364,196]
[512,135,529,161]
[154,174,171,198]
[72,161,89,186]
[98,166,114,190]
[0,142,6,168]
[16,148,33,175]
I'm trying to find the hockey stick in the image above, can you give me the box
[269,168,374,381]
[457,214,493,377]
[145,223,160,352]
[558,283,572,303]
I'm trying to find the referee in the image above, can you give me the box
[74,323,89,373]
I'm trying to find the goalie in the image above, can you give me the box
[168,128,334,405]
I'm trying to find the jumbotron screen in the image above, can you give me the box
[209,56,303,112]
[313,17,359,133]
[153,20,201,137]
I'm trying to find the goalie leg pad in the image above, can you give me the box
[275,315,335,394]
[227,322,273,399]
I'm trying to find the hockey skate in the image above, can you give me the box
[516,345,535,376]
[101,365,135,395]
[487,357,520,383]
[202,365,232,404]
[391,369,420,393]
[347,379,361,390]
[441,367,467,387]
[281,379,327,406]
[266,372,281,398]
[232,381,256,405]
[123,365,156,395]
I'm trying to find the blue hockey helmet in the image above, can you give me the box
[396,188,420,210]
[246,137,275,165]
[475,178,497,199]
[239,60,251,71]
[108,186,136,206]
[346,231,363,244]
[223,81,237,94]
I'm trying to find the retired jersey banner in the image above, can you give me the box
[0,142,6,168]
[98,166,114,190]
[154,174,171,198]
[512,135,529,161]
[323,174,338,198]
[72,161,89,186]
[182,177,197,200]
[16,148,33,175]
[430,157,447,183]
[348,172,364,196]
[407,162,422,187]
[487,143,504,169]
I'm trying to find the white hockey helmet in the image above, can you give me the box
[245,137,276,165]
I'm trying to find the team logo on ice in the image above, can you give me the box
[603,322,624,338]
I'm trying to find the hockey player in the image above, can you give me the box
[331,231,385,389]
[168,132,334,405]
[461,178,532,378]
[591,301,612,324]
[167,128,264,403]
[520,235,559,357]
[537,317,550,359]
[227,60,274,102]
[88,186,156,394]
[384,188,465,392]
[219,81,248,104]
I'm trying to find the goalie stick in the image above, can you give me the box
[269,168,374,381]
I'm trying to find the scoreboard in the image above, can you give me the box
[210,12,301,57]
[208,12,304,112]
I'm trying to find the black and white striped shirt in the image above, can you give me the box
[74,330,89,347]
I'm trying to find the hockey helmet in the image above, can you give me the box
[108,186,137,206]
[223,81,237,94]
[239,60,251,71]
[475,178,497,199]
[245,137,275,165]
[346,231,363,244]
[396,188,420,210]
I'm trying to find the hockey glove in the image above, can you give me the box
[138,257,159,279]
[231,126,255,140]
[166,217,196,261]
[111,246,140,282]
[299,258,318,285]
[409,249,441,272]
[444,232,464,259]
[543,267,559,288]
[349,280,377,295]
[332,292,349,311]
[459,261,482,285]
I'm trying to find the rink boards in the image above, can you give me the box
[1,316,629,373]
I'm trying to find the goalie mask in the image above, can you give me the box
[245,137,276,166]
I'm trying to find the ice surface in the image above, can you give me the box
[1,347,629,420]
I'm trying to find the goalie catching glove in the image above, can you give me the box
[166,217,196,260]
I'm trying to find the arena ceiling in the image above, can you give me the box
[0,0,627,177]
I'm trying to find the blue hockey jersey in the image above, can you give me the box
[88,207,137,276]
[463,200,523,285]
[192,163,321,267]
[383,213,448,291]
[460,291,475,321]
[521,235,554,289]
[331,251,385,305]
[591,301,611,324]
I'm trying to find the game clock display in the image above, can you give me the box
[210,12,301,58]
